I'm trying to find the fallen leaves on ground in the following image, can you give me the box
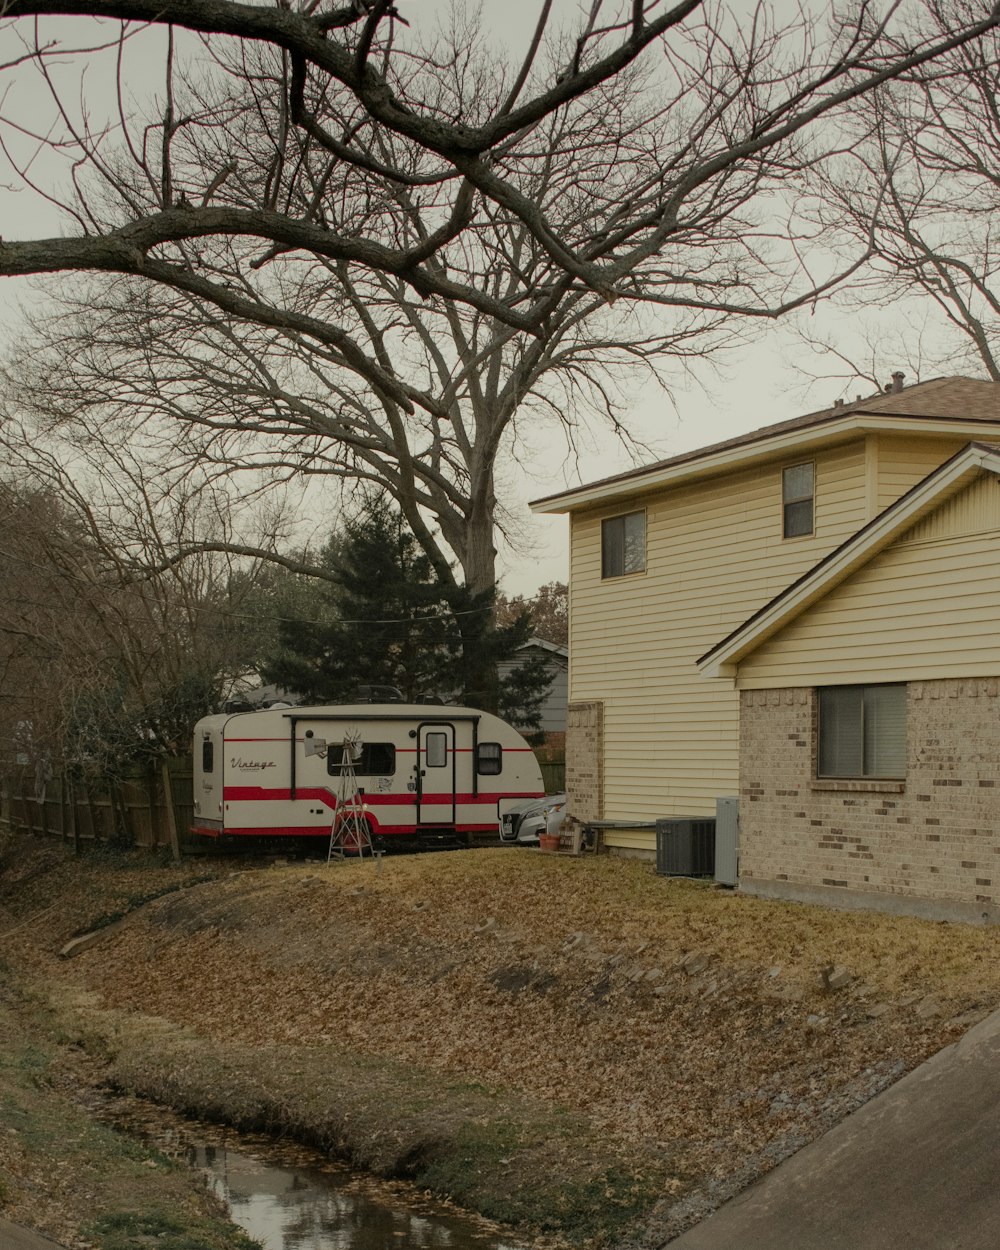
[12,853,997,1171]
[4,842,1000,1239]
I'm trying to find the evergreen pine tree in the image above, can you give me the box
[261,502,553,728]
[263,503,455,702]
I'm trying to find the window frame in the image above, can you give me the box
[201,737,214,774]
[601,509,646,579]
[424,731,448,768]
[326,742,396,777]
[477,742,503,776]
[816,683,907,781]
[782,461,815,539]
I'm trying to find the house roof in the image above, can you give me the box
[521,636,569,659]
[531,377,1000,515]
[698,440,1000,679]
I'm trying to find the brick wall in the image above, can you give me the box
[740,679,1000,918]
[565,701,603,823]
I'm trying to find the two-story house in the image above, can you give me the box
[532,375,1000,921]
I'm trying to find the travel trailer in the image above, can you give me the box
[191,703,545,847]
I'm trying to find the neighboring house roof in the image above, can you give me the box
[519,636,568,660]
[224,682,302,710]
[698,441,1000,678]
[531,376,1000,514]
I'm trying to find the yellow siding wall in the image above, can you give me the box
[897,471,1000,544]
[874,435,966,512]
[568,431,975,837]
[570,441,869,824]
[570,432,975,840]
[737,475,1000,689]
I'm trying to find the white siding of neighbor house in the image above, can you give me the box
[737,474,1000,689]
[540,660,568,736]
[497,649,568,735]
[568,432,972,841]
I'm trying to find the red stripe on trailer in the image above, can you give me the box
[225,785,337,805]
[222,786,543,805]
[214,823,503,838]
[225,738,535,752]
[213,826,328,838]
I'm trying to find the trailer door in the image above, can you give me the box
[416,722,456,827]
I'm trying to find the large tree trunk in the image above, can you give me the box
[458,479,501,714]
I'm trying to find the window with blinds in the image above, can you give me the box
[818,684,906,779]
[327,742,396,776]
[601,510,646,578]
[477,742,502,775]
[782,462,814,538]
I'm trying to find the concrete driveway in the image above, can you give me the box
[671,1008,1000,1248]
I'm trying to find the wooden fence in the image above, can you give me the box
[0,758,194,855]
[2,751,564,853]
[539,761,565,793]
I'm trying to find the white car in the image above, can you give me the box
[499,794,566,845]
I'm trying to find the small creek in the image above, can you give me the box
[104,1101,533,1250]
[189,1133,530,1250]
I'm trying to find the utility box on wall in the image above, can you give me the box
[714,797,739,887]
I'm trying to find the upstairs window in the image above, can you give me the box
[602,510,645,578]
[783,462,815,538]
[327,742,396,776]
[818,684,906,779]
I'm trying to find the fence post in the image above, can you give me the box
[160,759,181,862]
[20,776,34,836]
[110,781,130,845]
[68,776,79,855]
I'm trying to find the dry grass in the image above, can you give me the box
[4,839,1000,1246]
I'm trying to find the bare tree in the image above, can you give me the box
[497,581,568,647]
[0,431,278,772]
[3,3,996,589]
[3,0,999,711]
[791,0,1000,387]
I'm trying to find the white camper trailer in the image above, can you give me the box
[191,703,545,847]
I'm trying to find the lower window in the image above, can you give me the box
[327,742,395,776]
[817,684,906,779]
[477,742,502,775]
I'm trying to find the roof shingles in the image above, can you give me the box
[534,376,1000,509]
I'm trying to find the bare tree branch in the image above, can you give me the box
[1,0,996,616]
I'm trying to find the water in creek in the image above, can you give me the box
[110,1105,533,1250]
[188,1136,529,1250]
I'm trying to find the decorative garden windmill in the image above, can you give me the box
[327,730,374,861]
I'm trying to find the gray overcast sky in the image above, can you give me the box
[0,0,923,596]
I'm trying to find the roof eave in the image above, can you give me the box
[531,414,1000,515]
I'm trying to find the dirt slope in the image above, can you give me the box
[4,839,1000,1246]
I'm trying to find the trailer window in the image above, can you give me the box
[327,743,396,776]
[202,738,214,773]
[477,743,502,775]
[424,732,448,767]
